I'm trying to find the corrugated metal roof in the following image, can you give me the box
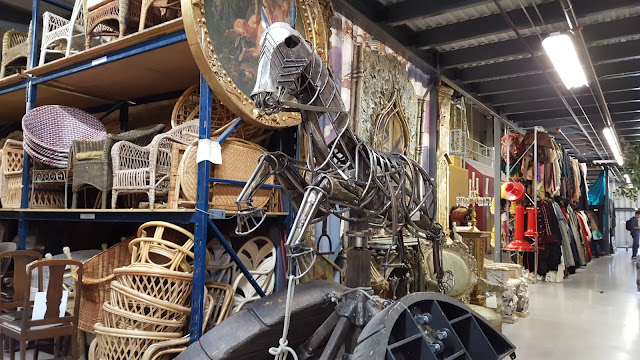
[435,6,640,53]
[405,0,551,31]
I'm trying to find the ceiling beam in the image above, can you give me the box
[583,15,640,46]
[600,76,640,92]
[473,73,557,96]
[456,57,544,84]
[590,39,640,65]
[596,59,640,80]
[384,0,492,26]
[498,97,599,115]
[440,37,539,69]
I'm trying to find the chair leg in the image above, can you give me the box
[0,64,6,78]
[148,190,155,210]
[72,191,78,209]
[39,46,47,66]
[77,330,85,360]
[19,340,26,360]
[101,190,107,209]
[139,1,150,32]
[33,340,38,360]
[9,336,15,360]
[111,190,118,209]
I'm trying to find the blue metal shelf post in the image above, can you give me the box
[18,0,43,250]
[189,75,213,341]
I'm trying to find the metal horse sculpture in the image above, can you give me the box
[236,6,451,292]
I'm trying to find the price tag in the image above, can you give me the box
[197,139,222,164]
[80,213,95,220]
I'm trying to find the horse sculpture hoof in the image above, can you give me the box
[236,207,267,235]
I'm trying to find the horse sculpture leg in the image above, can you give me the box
[236,152,290,235]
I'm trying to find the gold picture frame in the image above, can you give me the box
[181,0,333,129]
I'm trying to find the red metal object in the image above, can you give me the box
[524,206,539,237]
[505,203,535,251]
[504,182,525,201]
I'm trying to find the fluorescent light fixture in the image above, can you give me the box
[542,33,588,89]
[602,126,624,166]
[624,174,631,185]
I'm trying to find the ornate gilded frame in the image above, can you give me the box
[181,0,333,129]
[371,91,411,155]
[421,239,478,303]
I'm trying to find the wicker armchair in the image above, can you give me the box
[0,26,31,78]
[70,124,165,209]
[40,0,87,65]
[84,0,162,49]
[111,121,198,209]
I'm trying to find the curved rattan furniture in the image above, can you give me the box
[40,0,86,65]
[84,0,162,49]
[231,236,276,313]
[70,124,164,208]
[111,120,198,209]
[0,27,30,78]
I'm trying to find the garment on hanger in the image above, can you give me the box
[552,202,576,269]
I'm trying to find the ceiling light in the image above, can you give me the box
[542,33,588,89]
[602,126,624,166]
[624,174,631,185]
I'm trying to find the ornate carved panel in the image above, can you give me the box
[437,86,454,233]
[351,48,419,159]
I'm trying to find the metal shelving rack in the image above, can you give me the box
[0,0,290,342]
[502,127,539,277]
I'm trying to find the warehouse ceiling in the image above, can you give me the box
[333,0,640,183]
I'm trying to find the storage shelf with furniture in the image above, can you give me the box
[0,0,292,348]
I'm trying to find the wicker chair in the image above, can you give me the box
[0,26,31,78]
[111,121,198,209]
[70,124,164,209]
[40,0,88,65]
[84,0,162,49]
[231,236,276,313]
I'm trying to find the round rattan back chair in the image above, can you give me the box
[171,84,263,140]
[231,236,276,313]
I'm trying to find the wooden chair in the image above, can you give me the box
[0,259,83,360]
[0,251,43,324]
[231,236,276,313]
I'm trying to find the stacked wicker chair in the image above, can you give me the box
[89,221,233,360]
[0,25,31,78]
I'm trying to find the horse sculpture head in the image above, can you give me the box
[251,2,316,114]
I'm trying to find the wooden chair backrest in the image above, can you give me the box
[0,250,43,311]
[23,259,82,330]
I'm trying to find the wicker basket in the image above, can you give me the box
[109,281,190,323]
[93,324,183,360]
[72,239,132,333]
[178,138,273,210]
[113,266,193,307]
[102,302,186,333]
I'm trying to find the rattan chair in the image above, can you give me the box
[40,0,86,65]
[0,259,83,360]
[0,26,31,78]
[0,140,25,209]
[0,251,43,324]
[231,236,276,313]
[70,124,165,209]
[111,121,198,209]
[84,0,162,49]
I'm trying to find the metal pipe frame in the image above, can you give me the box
[493,116,501,263]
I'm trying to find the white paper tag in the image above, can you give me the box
[91,56,107,66]
[196,139,222,164]
[32,291,68,320]
[485,294,498,309]
[80,213,95,220]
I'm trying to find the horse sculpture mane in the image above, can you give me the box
[236,3,448,288]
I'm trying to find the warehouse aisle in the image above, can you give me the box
[503,251,640,359]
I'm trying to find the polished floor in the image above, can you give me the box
[503,250,640,359]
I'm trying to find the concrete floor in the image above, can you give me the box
[503,251,640,359]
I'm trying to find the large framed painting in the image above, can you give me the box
[182,0,333,129]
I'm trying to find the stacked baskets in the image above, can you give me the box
[91,221,195,360]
